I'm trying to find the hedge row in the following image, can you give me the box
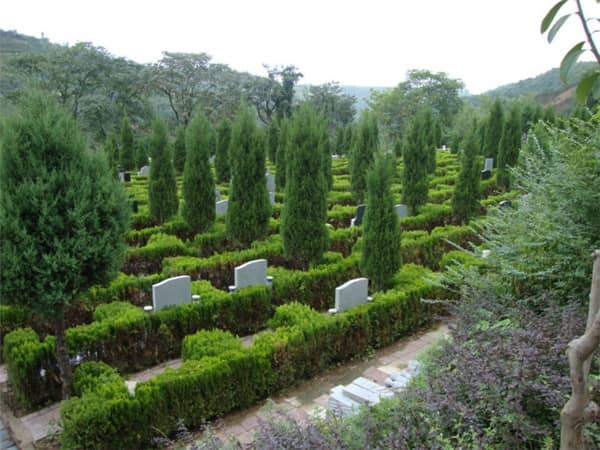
[59,264,441,449]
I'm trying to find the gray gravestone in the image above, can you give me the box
[395,204,408,219]
[481,169,491,180]
[484,158,494,171]
[216,199,228,216]
[266,173,276,193]
[330,277,370,313]
[138,165,150,176]
[229,259,272,291]
[351,204,366,227]
[215,188,221,201]
[152,275,192,312]
[269,191,275,205]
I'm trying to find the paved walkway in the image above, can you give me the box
[0,322,447,447]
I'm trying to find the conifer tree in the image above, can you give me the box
[343,122,354,155]
[173,125,186,174]
[148,119,178,223]
[281,104,328,268]
[182,113,215,232]
[484,99,504,160]
[0,93,129,398]
[103,132,119,171]
[452,128,481,223]
[135,137,148,169]
[226,107,270,244]
[335,126,345,155]
[360,152,401,291]
[215,118,232,183]
[208,126,217,157]
[402,113,429,214]
[420,107,436,174]
[267,118,280,163]
[350,111,378,202]
[497,104,522,190]
[120,114,135,171]
[275,118,289,191]
[320,122,333,191]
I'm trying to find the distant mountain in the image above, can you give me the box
[0,29,54,63]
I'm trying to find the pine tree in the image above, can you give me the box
[281,104,328,268]
[148,119,179,224]
[335,126,345,155]
[360,153,401,291]
[267,118,280,163]
[135,137,148,169]
[0,93,129,398]
[402,113,429,214]
[420,107,436,174]
[182,113,215,232]
[350,111,378,202]
[275,118,289,191]
[215,118,232,183]
[452,128,481,223]
[226,107,271,244]
[484,99,504,160]
[320,122,333,191]
[173,125,186,174]
[103,132,119,172]
[497,104,522,191]
[343,123,354,155]
[119,114,135,171]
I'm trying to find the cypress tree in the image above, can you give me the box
[484,99,504,160]
[320,122,333,191]
[103,132,119,172]
[119,114,135,171]
[0,93,129,398]
[148,119,178,224]
[497,104,522,191]
[267,118,280,163]
[402,113,429,214]
[343,123,354,155]
[420,107,436,174]
[135,137,148,170]
[335,126,345,155]
[350,111,378,202]
[208,126,217,157]
[215,118,232,183]
[173,125,186,174]
[226,107,271,244]
[182,113,215,232]
[360,152,401,292]
[281,103,328,268]
[275,118,289,191]
[452,128,481,223]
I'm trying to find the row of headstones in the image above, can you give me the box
[351,203,408,227]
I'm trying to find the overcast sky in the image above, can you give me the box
[2,0,598,94]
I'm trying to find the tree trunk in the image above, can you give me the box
[53,303,73,400]
[560,250,600,450]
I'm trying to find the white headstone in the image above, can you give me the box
[395,204,408,219]
[152,275,192,312]
[233,259,269,290]
[269,191,275,205]
[137,165,150,176]
[216,199,228,216]
[333,278,369,313]
[266,173,276,193]
[215,188,221,202]
[484,158,494,171]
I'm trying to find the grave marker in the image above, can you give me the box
[350,204,366,227]
[151,275,193,312]
[484,158,494,171]
[328,277,371,313]
[216,199,228,216]
[138,165,150,176]
[229,259,273,291]
[395,203,408,219]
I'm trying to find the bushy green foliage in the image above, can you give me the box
[402,111,429,214]
[281,104,329,268]
[172,125,186,174]
[119,114,135,171]
[215,118,231,183]
[134,137,148,170]
[360,153,401,291]
[267,118,279,163]
[452,129,481,223]
[182,329,243,361]
[483,99,504,159]
[103,132,119,172]
[72,361,122,397]
[275,118,289,191]
[320,123,333,191]
[226,107,270,244]
[349,111,378,202]
[497,104,522,190]
[182,113,215,233]
[148,118,178,224]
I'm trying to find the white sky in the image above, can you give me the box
[2,0,598,94]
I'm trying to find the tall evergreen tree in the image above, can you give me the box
[208,126,217,157]
[103,132,119,172]
[148,118,179,223]
[275,118,289,191]
[360,153,401,291]
[420,107,436,174]
[226,107,271,244]
[135,137,148,169]
[0,93,129,398]
[182,113,215,232]
[350,111,378,202]
[119,114,135,171]
[173,125,186,174]
[215,118,232,183]
[320,121,333,191]
[402,113,429,214]
[281,104,328,268]
[452,128,481,223]
[497,104,522,190]
[267,118,280,164]
[484,99,504,160]
[335,126,345,155]
[343,122,354,155]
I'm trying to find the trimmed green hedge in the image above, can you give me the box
[0,305,32,361]
[123,233,187,275]
[400,204,457,231]
[182,329,243,361]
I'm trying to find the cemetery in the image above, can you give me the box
[0,147,516,449]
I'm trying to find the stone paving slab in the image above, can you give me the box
[0,366,7,385]
[20,403,61,442]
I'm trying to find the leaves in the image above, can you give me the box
[575,69,600,103]
[547,13,572,43]
[540,0,569,33]
[560,41,586,82]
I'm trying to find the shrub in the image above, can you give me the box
[182,329,243,361]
